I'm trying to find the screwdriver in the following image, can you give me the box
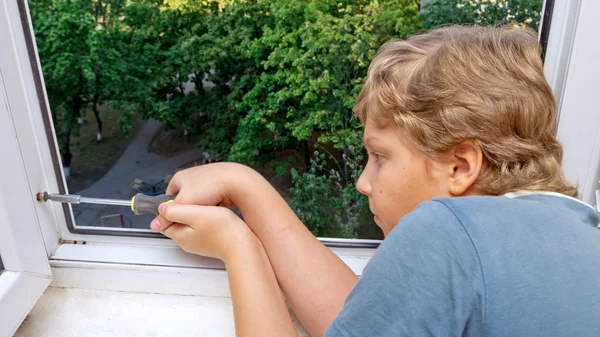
[37,192,175,216]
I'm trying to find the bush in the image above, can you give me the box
[291,141,371,238]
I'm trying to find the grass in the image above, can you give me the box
[67,106,143,192]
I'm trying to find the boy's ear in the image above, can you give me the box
[448,140,483,196]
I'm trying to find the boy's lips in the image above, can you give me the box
[369,204,380,223]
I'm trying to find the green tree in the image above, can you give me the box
[227,0,420,165]
[113,0,215,137]
[87,0,127,141]
[31,0,130,176]
[30,0,95,174]
[108,1,164,135]
[175,0,276,159]
[421,0,543,30]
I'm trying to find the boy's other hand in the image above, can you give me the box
[151,201,257,260]
[166,162,255,207]
[152,162,258,231]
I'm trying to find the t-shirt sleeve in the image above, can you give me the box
[326,200,485,337]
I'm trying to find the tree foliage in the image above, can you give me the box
[30,0,95,169]
[421,0,543,31]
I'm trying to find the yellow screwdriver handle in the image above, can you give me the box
[131,194,176,215]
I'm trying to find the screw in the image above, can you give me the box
[36,192,49,202]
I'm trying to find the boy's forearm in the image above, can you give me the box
[226,239,298,337]
[230,167,359,337]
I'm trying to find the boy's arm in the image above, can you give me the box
[226,238,299,337]
[164,164,359,337]
[231,168,359,337]
[152,202,298,337]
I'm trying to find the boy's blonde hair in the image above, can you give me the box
[355,25,578,197]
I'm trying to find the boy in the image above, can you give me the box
[150,25,600,337]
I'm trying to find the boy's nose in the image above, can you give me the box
[356,171,371,196]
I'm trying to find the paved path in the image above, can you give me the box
[72,119,204,229]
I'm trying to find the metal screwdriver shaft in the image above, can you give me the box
[44,193,131,207]
[38,192,175,215]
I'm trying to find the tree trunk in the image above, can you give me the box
[63,89,83,177]
[93,61,103,141]
[62,124,73,177]
[92,97,102,142]
[303,140,311,172]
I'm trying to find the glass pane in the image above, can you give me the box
[28,0,545,239]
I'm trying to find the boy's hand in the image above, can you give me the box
[152,201,299,337]
[166,162,254,207]
[152,162,258,230]
[149,162,356,337]
[151,201,256,261]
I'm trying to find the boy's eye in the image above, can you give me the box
[369,152,382,162]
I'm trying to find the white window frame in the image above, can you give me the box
[2,0,598,333]
[0,1,52,335]
[544,0,600,207]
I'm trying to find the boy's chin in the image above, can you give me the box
[374,215,393,237]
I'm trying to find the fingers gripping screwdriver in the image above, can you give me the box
[38,192,175,216]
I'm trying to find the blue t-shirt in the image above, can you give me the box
[326,194,600,337]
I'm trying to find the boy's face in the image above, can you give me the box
[357,121,454,236]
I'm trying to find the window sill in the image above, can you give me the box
[14,286,310,337]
